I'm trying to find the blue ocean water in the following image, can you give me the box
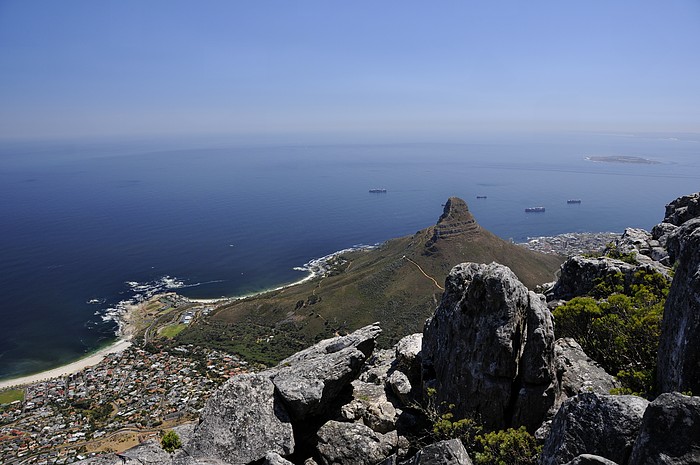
[1,133,698,380]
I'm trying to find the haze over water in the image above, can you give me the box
[0,132,698,380]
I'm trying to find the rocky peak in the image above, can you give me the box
[429,197,479,243]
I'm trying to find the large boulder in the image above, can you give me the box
[563,456,618,465]
[553,338,619,407]
[662,192,700,227]
[340,380,401,434]
[271,323,381,419]
[628,392,700,465]
[183,373,295,464]
[657,218,700,394]
[540,393,649,465]
[423,262,557,431]
[410,439,473,465]
[315,420,397,465]
[73,441,173,465]
[548,256,667,301]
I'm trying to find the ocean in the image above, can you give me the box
[1,132,698,380]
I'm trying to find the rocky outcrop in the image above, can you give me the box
[657,218,700,394]
[423,262,557,431]
[547,256,667,301]
[427,197,480,246]
[563,456,618,465]
[271,323,381,419]
[628,392,700,465]
[263,452,296,465]
[553,338,619,406]
[340,380,401,434]
[662,193,700,227]
[183,373,295,464]
[540,393,649,465]
[409,439,473,465]
[315,420,397,465]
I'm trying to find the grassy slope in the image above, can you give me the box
[176,213,564,364]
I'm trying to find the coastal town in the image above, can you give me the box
[0,343,246,464]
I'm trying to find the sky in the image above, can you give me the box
[1,1,699,140]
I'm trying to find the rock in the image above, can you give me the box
[340,380,400,433]
[548,256,668,301]
[651,222,677,245]
[662,192,700,226]
[540,393,649,465]
[426,197,480,247]
[184,373,294,464]
[553,338,619,407]
[316,420,397,465]
[395,333,423,385]
[423,262,556,431]
[613,228,654,262]
[359,348,395,385]
[73,441,173,465]
[272,323,381,419]
[263,452,295,465]
[410,438,473,465]
[387,370,412,405]
[563,455,619,465]
[657,218,700,394]
[628,392,700,465]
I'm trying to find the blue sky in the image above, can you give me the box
[1,1,699,140]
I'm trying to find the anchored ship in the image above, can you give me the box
[567,199,582,204]
[369,188,387,193]
[525,206,545,213]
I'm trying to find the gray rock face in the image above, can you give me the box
[395,333,423,388]
[272,323,381,419]
[387,370,412,405]
[316,420,397,465]
[359,348,395,385]
[540,393,649,465]
[553,338,619,407]
[628,392,700,465]
[423,262,557,431]
[410,439,473,465]
[263,452,295,465]
[340,380,401,434]
[73,441,173,465]
[548,256,667,301]
[184,373,295,464]
[662,192,700,226]
[563,455,618,465]
[657,218,700,394]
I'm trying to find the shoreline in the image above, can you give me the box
[0,299,144,391]
[0,338,132,390]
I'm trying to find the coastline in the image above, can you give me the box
[0,300,143,391]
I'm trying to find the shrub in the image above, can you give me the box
[161,429,182,453]
[474,427,541,465]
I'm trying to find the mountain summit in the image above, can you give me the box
[176,197,565,362]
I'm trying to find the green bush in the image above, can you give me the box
[474,427,541,465]
[553,269,669,397]
[161,429,182,453]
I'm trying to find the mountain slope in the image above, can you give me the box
[176,198,565,362]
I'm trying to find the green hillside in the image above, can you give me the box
[175,198,564,364]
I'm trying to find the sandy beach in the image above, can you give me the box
[0,338,133,390]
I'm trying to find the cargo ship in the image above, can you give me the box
[369,188,387,193]
[567,199,582,204]
[476,195,487,199]
[525,206,546,213]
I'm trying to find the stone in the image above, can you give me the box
[72,442,173,465]
[359,348,395,385]
[272,323,381,419]
[262,452,295,465]
[628,392,700,465]
[316,420,397,465]
[423,262,556,431]
[657,218,700,394]
[662,192,700,227]
[548,256,668,301]
[410,438,473,465]
[340,380,400,434]
[540,393,649,465]
[387,370,412,405]
[562,455,619,465]
[395,333,423,386]
[553,338,619,408]
[184,373,294,464]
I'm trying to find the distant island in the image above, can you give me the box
[586,155,661,164]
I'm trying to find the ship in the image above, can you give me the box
[567,199,582,204]
[525,206,545,213]
[369,188,387,193]
[476,195,487,199]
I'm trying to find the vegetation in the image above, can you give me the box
[423,388,540,465]
[0,388,24,405]
[159,323,187,339]
[553,269,670,397]
[161,429,182,453]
